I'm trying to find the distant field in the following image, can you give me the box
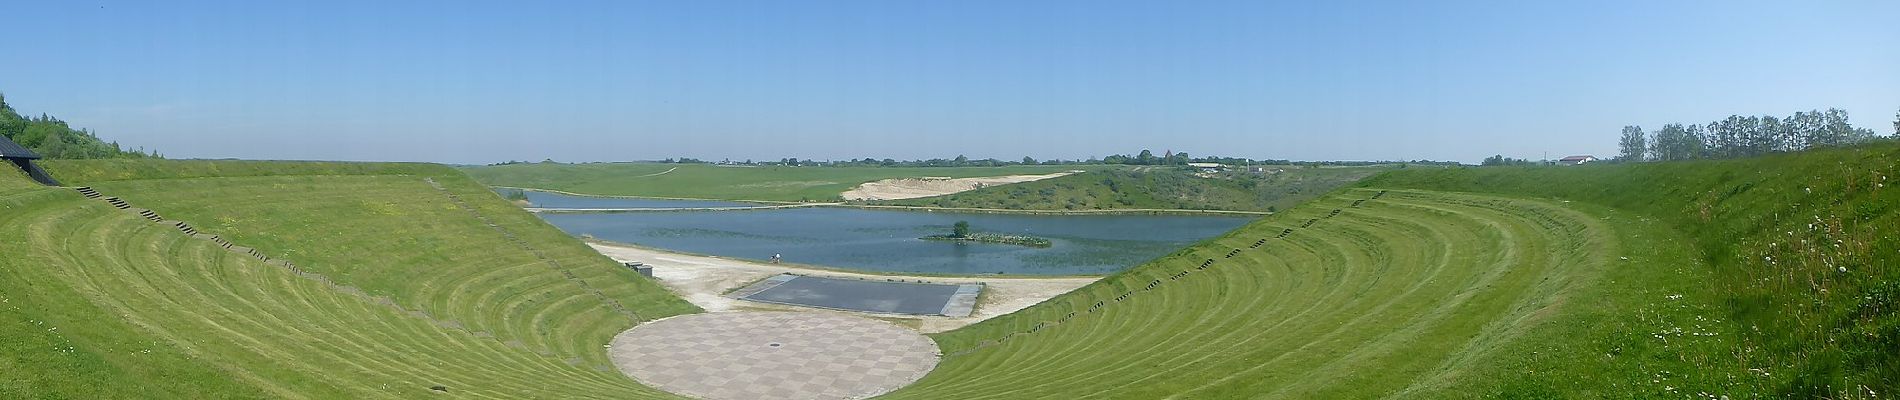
[460,162,1109,202]
[876,166,1385,212]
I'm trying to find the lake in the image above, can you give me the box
[526,193,1256,275]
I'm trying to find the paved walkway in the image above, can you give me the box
[608,312,939,399]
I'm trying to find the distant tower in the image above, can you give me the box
[1163,149,1172,159]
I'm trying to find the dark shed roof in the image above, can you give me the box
[0,135,40,159]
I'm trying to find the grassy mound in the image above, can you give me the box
[43,159,442,183]
[7,160,698,398]
[889,187,1727,397]
[461,162,1099,202]
[1363,144,1899,396]
[0,164,38,191]
[875,167,1384,212]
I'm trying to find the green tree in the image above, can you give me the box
[0,93,153,160]
[1617,125,1647,162]
[952,221,970,238]
[1619,108,1886,161]
[1022,156,1036,165]
[1818,108,1854,146]
[1480,155,1531,166]
[1650,124,1705,161]
[1762,115,1794,152]
[1135,150,1155,165]
[1892,108,1899,136]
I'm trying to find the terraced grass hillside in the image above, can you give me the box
[2,174,269,398]
[1363,144,1899,396]
[15,147,1888,398]
[6,160,699,398]
[462,162,1103,202]
[892,188,1732,398]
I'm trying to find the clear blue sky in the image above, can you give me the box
[3,1,1895,164]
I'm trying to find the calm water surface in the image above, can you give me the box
[530,193,1255,275]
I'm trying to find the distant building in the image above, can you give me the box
[623,262,653,277]
[0,135,60,186]
[1187,162,1225,173]
[1556,155,1597,166]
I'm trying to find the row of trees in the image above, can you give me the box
[1479,155,1537,166]
[0,94,158,159]
[521,150,1458,168]
[1617,108,1892,162]
[683,150,1457,168]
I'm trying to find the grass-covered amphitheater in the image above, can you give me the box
[3,145,1895,398]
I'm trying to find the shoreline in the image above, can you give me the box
[584,240,1100,333]
[584,238,1106,279]
[496,186,1273,216]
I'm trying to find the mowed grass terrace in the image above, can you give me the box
[7,146,1891,397]
[5,160,698,398]
[886,188,1729,398]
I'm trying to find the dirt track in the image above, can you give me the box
[841,171,1080,201]
[587,242,1098,333]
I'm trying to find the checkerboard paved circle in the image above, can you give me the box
[609,312,940,399]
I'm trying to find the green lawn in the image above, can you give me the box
[460,162,1108,202]
[1362,144,1900,396]
[7,160,698,398]
[874,166,1385,212]
[886,188,1731,398]
[0,164,38,192]
[8,144,1893,398]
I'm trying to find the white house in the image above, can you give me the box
[1557,155,1597,166]
[1187,162,1225,173]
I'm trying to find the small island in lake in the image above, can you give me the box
[921,221,1053,248]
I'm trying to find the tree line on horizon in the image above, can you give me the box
[0,93,158,159]
[498,150,1458,168]
[1615,108,1896,162]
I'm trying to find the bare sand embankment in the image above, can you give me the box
[841,171,1080,201]
[587,242,1098,333]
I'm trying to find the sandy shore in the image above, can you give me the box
[588,242,1098,333]
[841,171,1080,201]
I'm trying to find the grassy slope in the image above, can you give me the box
[1,186,273,399]
[18,148,1886,398]
[890,186,1730,398]
[1362,145,1900,397]
[460,162,1103,202]
[876,166,1384,212]
[13,159,699,398]
[0,164,39,192]
[42,159,446,182]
